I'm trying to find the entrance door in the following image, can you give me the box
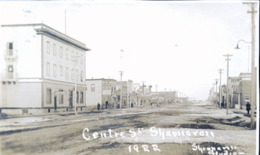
[54,96,57,111]
[69,90,73,108]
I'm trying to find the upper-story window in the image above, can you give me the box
[6,42,13,56]
[53,44,56,56]
[60,47,63,58]
[60,66,63,77]
[91,84,95,92]
[75,70,78,81]
[80,71,83,82]
[80,54,83,64]
[46,41,50,54]
[71,51,74,61]
[65,67,69,80]
[71,69,74,80]
[53,64,57,77]
[65,48,69,60]
[47,62,50,76]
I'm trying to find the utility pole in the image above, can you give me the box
[215,79,218,107]
[215,79,218,94]
[243,2,257,129]
[119,71,124,108]
[212,83,215,104]
[224,53,233,115]
[218,69,223,108]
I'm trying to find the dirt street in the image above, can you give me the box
[0,101,256,155]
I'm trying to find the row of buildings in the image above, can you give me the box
[208,71,257,109]
[0,23,181,115]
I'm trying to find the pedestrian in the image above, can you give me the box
[246,102,251,115]
[106,101,108,109]
[97,103,100,111]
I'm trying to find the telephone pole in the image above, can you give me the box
[223,53,233,115]
[215,79,218,107]
[243,2,257,129]
[119,71,124,108]
[218,69,223,108]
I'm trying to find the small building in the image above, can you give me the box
[239,73,251,107]
[86,78,117,109]
[228,77,241,108]
[0,23,90,114]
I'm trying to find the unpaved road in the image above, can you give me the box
[0,102,256,155]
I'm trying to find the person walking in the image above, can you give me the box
[97,103,100,111]
[105,101,108,109]
[246,102,251,115]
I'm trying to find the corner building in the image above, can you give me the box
[0,23,90,114]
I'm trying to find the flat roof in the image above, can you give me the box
[86,78,116,81]
[1,23,91,51]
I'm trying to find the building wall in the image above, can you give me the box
[1,25,42,79]
[0,82,41,108]
[240,80,251,105]
[42,35,86,85]
[42,81,85,108]
[0,25,42,109]
[86,80,102,106]
[0,24,89,113]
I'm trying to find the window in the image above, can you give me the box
[65,67,69,80]
[47,62,50,76]
[71,51,74,61]
[75,70,78,81]
[80,92,84,104]
[7,65,13,79]
[59,89,64,104]
[80,54,83,64]
[91,84,95,92]
[77,91,79,104]
[53,44,56,56]
[7,42,13,56]
[53,64,57,77]
[47,88,52,104]
[71,69,74,80]
[65,48,69,60]
[245,93,250,101]
[46,41,50,54]
[60,66,63,77]
[7,65,13,72]
[81,71,83,82]
[60,47,63,58]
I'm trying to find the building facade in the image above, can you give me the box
[228,77,241,108]
[0,23,90,114]
[86,78,117,109]
[239,73,251,107]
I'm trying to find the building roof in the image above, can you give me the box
[1,23,91,51]
[86,78,116,81]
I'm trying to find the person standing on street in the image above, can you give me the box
[97,103,100,111]
[246,102,251,115]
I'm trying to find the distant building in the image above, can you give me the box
[228,77,241,108]
[239,73,251,107]
[116,80,133,108]
[85,78,117,109]
[0,23,90,114]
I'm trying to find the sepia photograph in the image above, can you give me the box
[0,0,259,154]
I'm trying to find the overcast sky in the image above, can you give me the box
[0,0,259,100]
